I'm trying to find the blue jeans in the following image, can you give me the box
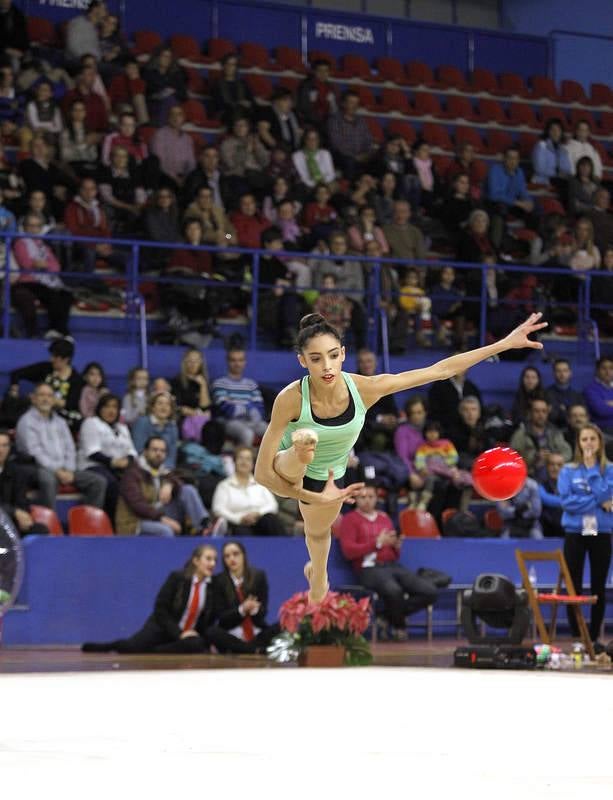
[137,484,209,537]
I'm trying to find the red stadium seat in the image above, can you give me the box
[591,83,613,107]
[405,61,438,88]
[240,41,271,69]
[518,132,539,157]
[354,85,377,111]
[484,130,514,156]
[471,158,489,184]
[185,69,207,95]
[597,111,613,135]
[399,509,441,539]
[366,117,385,144]
[530,75,559,101]
[454,125,485,153]
[339,54,373,80]
[541,197,566,216]
[380,88,410,115]
[470,67,499,95]
[422,122,453,150]
[560,79,589,105]
[484,508,503,533]
[569,109,596,130]
[386,119,416,144]
[437,64,468,91]
[207,37,236,62]
[442,96,476,122]
[275,46,306,74]
[441,508,457,525]
[432,154,452,174]
[507,102,538,128]
[308,50,337,70]
[244,74,273,101]
[68,505,114,537]
[375,57,406,84]
[538,105,567,125]
[278,76,300,92]
[30,505,64,537]
[182,99,208,126]
[133,29,163,59]
[413,92,444,118]
[27,16,57,46]
[499,72,529,98]
[138,125,157,147]
[474,98,506,124]
[170,34,206,63]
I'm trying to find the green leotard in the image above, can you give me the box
[279,372,367,481]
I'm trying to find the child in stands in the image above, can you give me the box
[121,366,149,427]
[79,361,109,418]
[414,420,473,509]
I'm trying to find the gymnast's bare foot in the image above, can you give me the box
[304,560,329,604]
[292,428,319,465]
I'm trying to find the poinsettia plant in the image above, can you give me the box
[268,591,373,666]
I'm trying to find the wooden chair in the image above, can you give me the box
[515,549,597,659]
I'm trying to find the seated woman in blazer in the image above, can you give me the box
[82,544,217,654]
[207,541,280,654]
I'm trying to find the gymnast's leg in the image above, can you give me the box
[299,498,343,604]
[273,428,318,485]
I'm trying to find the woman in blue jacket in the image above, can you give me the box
[531,118,572,186]
[558,423,613,646]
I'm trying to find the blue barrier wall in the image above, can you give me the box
[3,535,573,645]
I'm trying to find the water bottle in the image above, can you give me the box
[528,565,538,590]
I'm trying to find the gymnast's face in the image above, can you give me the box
[298,334,345,387]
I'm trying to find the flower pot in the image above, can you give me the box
[298,645,346,668]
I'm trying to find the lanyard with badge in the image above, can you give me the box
[581,464,600,536]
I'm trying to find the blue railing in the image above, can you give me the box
[0,231,600,362]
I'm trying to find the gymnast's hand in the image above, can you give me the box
[319,469,365,506]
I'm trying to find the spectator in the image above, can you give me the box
[532,118,572,186]
[101,110,148,166]
[292,128,336,191]
[355,348,398,453]
[558,423,613,647]
[583,357,613,434]
[439,172,474,244]
[382,200,426,270]
[121,366,149,427]
[62,65,109,133]
[407,139,441,214]
[414,420,473,508]
[313,273,352,339]
[184,186,238,263]
[0,142,24,211]
[544,358,584,430]
[257,87,301,152]
[65,0,106,63]
[0,430,47,537]
[445,142,483,200]
[20,189,57,234]
[212,348,267,447]
[371,136,411,185]
[564,403,590,451]
[15,382,106,510]
[510,397,572,479]
[229,192,271,250]
[182,145,227,209]
[262,176,298,223]
[9,338,82,431]
[131,391,179,469]
[82,545,217,654]
[210,52,253,126]
[568,157,599,217]
[77,393,136,519]
[327,90,373,180]
[11,212,73,340]
[0,0,28,70]
[591,246,613,335]
[448,395,490,470]
[256,226,304,346]
[393,395,434,505]
[302,183,338,242]
[19,134,69,218]
[539,452,565,538]
[207,541,280,654]
[588,188,613,258]
[339,484,437,638]
[297,59,337,132]
[427,367,481,430]
[115,435,209,537]
[347,205,389,255]
[220,116,270,200]
[211,446,286,536]
[143,46,187,125]
[25,80,63,138]
[143,188,181,269]
[58,100,99,180]
[166,217,212,284]
[150,105,196,188]
[429,265,466,349]
[108,59,149,125]
[79,53,111,114]
[79,361,109,419]
[170,349,212,442]
[64,177,120,274]
[563,217,601,272]
[565,120,603,181]
[373,171,399,226]
[496,477,543,539]
[98,13,128,73]
[99,145,147,235]
[0,186,16,238]
[485,145,533,249]
[456,208,497,265]
[510,365,544,425]
[398,268,431,348]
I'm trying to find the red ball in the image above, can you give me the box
[471,447,527,502]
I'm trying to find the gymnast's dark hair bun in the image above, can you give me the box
[295,313,342,352]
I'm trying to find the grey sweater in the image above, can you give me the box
[15,408,76,471]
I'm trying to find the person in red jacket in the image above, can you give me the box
[339,484,437,637]
[62,65,109,134]
[229,193,271,250]
[64,177,125,273]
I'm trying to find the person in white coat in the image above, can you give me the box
[565,120,603,181]
[78,393,136,519]
[212,446,287,536]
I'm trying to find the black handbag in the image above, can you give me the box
[417,567,452,589]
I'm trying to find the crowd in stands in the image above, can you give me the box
[0,0,612,347]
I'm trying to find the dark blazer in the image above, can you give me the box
[210,569,270,631]
[0,458,30,520]
[149,570,215,640]
[427,378,482,431]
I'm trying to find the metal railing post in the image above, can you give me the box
[129,243,140,342]
[2,234,12,339]
[479,264,488,348]
[250,253,260,351]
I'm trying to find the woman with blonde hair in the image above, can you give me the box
[558,423,613,648]
[171,348,212,441]
[131,390,179,467]
[567,216,601,272]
